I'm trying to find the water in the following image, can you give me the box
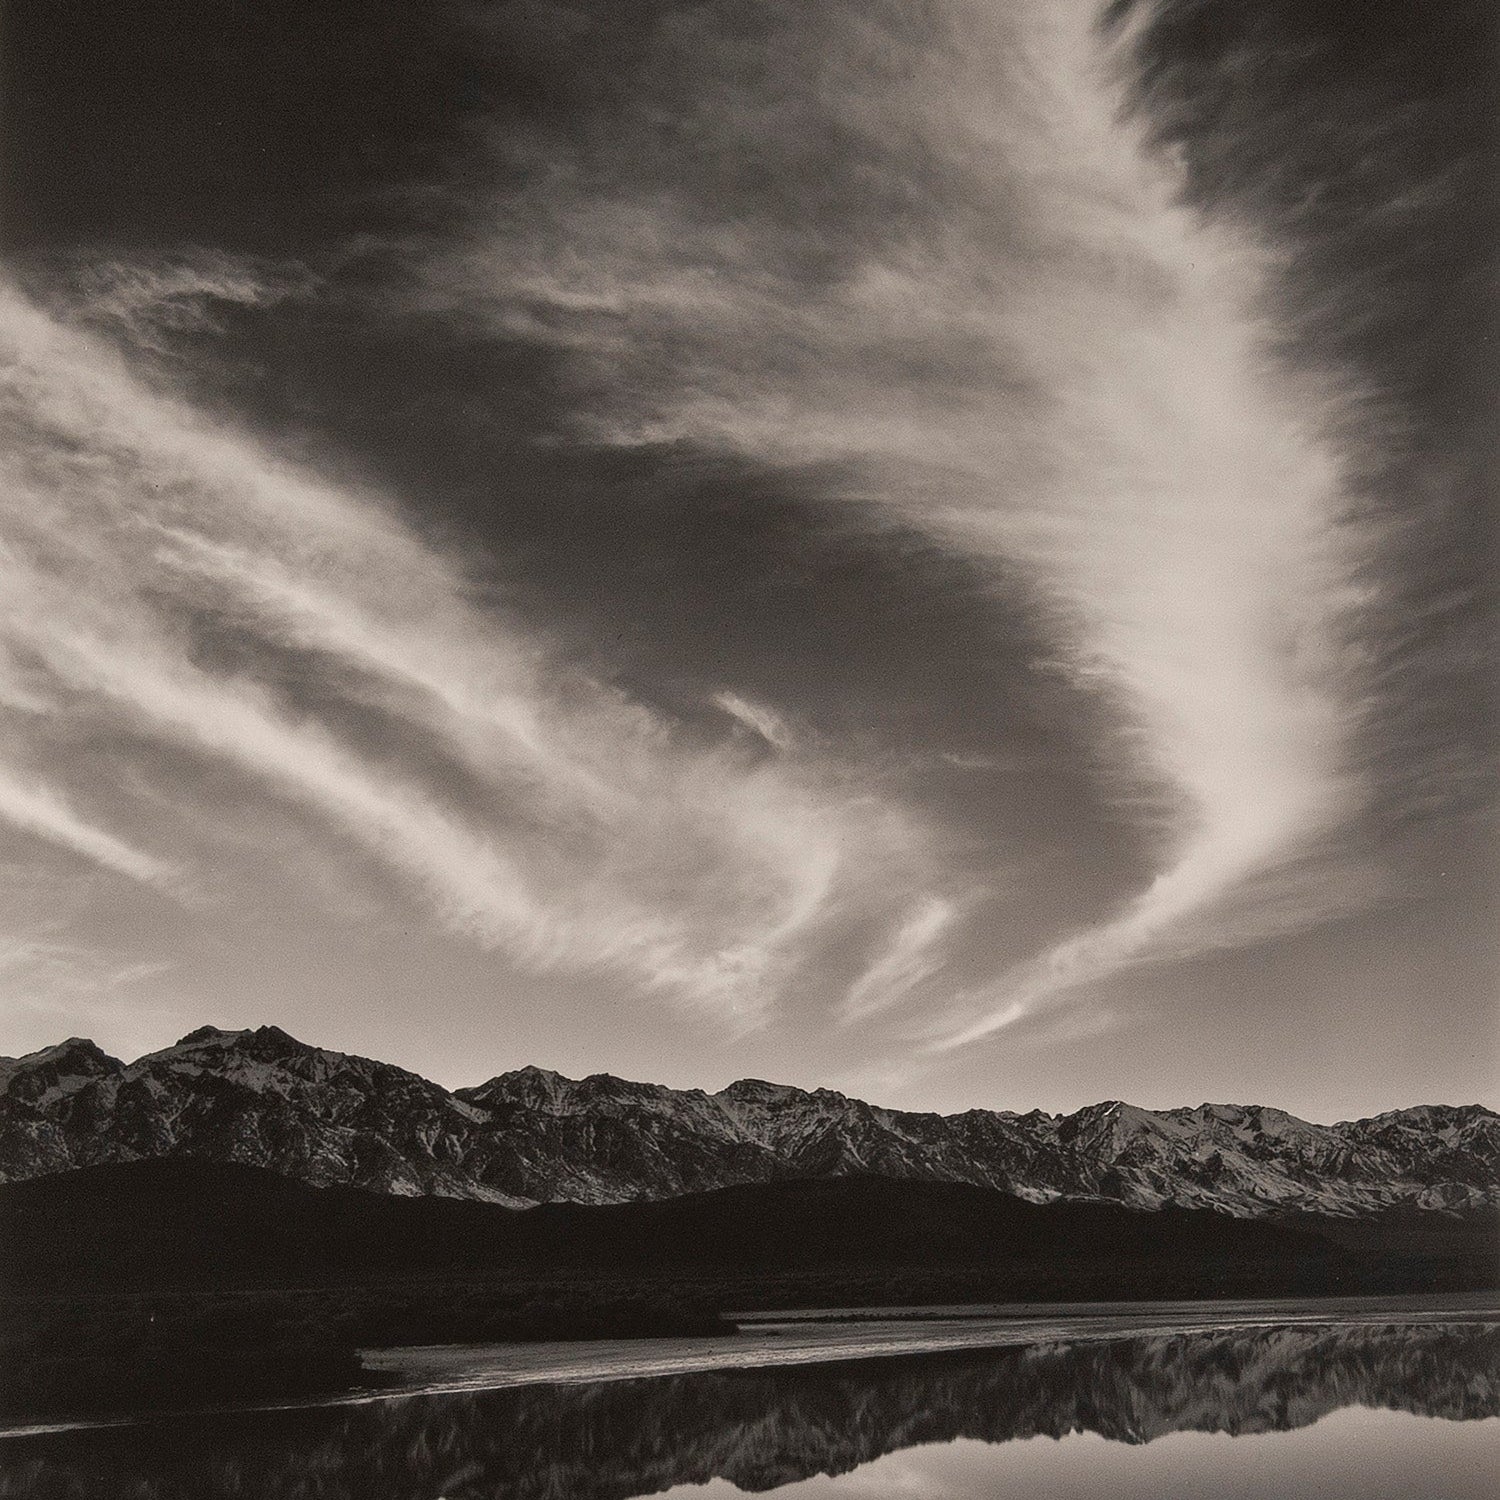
[1,1312,1495,1498]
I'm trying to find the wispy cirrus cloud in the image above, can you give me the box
[843,894,957,1022]
[429,0,1380,1046]
[713,691,794,753]
[0,769,178,890]
[0,276,940,1029]
[69,248,319,351]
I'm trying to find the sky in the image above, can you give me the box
[0,0,1493,1120]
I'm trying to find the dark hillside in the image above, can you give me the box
[4,1159,1488,1301]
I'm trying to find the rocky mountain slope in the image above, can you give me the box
[0,1025,1495,1218]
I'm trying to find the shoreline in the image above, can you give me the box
[4,1291,1497,1442]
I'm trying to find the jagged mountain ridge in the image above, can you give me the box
[0,1024,1495,1218]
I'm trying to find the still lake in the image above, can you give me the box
[2,1298,1495,1499]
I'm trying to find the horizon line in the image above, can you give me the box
[8,1021,1495,1131]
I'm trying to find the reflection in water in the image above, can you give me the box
[1,1322,1496,1499]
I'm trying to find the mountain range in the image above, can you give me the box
[2,1024,1496,1220]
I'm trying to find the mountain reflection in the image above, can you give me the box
[3,1322,1497,1499]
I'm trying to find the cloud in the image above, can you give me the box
[713,691,794,752]
[0,770,177,889]
[0,926,183,1063]
[0,932,173,1003]
[69,249,318,351]
[843,894,957,1021]
[30,624,557,958]
[148,524,628,821]
[0,275,939,1028]
[939,751,1008,773]
[434,0,1381,1045]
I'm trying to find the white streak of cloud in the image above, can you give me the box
[0,276,938,1028]
[713,691,794,752]
[0,770,177,889]
[72,249,317,350]
[149,525,626,820]
[843,894,956,1021]
[443,0,1375,1045]
[31,625,557,958]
